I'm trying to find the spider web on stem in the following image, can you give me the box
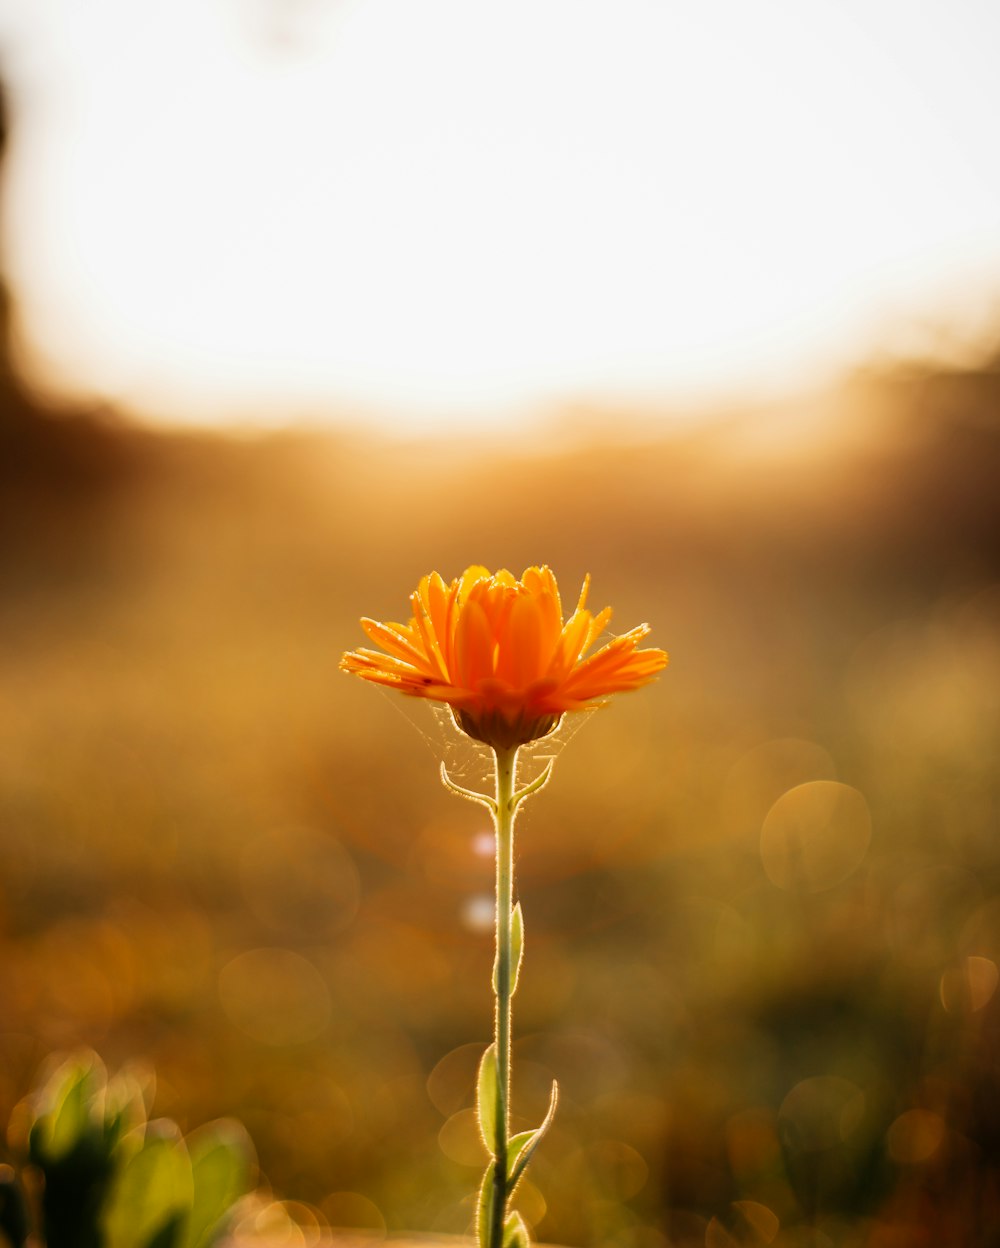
[375,687,592,795]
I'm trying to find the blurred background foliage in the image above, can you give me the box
[4,1049,257,1248]
[1,84,1000,1248]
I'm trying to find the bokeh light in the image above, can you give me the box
[759,781,872,893]
[218,949,332,1046]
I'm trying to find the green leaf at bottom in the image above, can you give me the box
[476,1161,495,1248]
[503,1211,530,1248]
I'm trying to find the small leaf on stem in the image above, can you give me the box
[503,1211,531,1248]
[508,1080,559,1191]
[476,1161,495,1248]
[511,760,554,810]
[439,762,497,815]
[510,904,524,995]
[493,904,525,997]
[476,1046,499,1155]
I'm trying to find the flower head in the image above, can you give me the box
[341,565,668,750]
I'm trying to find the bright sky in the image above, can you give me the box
[2,0,1000,431]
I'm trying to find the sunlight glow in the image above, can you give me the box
[3,0,1000,429]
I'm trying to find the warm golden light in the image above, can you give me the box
[2,12,1000,1242]
[3,0,1000,430]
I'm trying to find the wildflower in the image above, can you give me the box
[342,565,668,1248]
[341,564,668,750]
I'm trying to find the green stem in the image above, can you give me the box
[489,744,518,1248]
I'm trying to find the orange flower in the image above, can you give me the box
[341,565,668,750]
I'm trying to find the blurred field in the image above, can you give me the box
[1,362,1000,1247]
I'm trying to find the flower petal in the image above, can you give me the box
[495,591,544,688]
[454,597,496,687]
[342,566,667,748]
[361,618,433,672]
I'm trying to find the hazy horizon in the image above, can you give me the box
[3,0,1000,436]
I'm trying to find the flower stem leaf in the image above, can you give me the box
[476,1161,495,1248]
[511,761,554,810]
[493,903,524,997]
[511,902,524,996]
[439,763,497,815]
[507,1079,559,1191]
[503,1211,531,1248]
[476,1045,499,1157]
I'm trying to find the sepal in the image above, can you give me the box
[439,763,497,814]
[511,761,553,810]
